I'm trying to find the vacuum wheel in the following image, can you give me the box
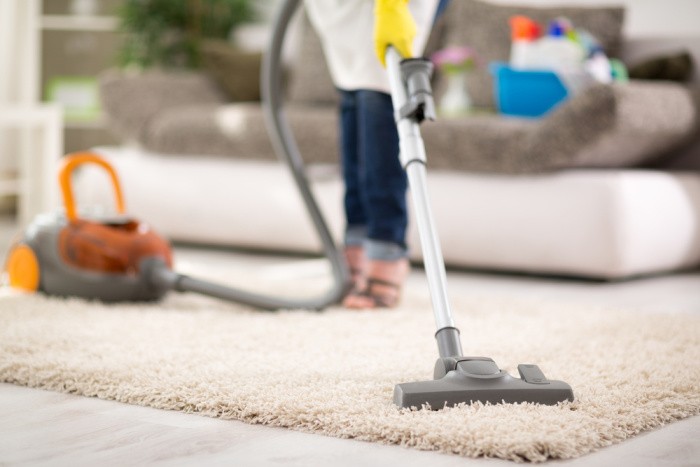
[4,244,40,291]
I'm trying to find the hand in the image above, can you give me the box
[374,0,417,67]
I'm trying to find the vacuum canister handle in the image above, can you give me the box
[58,152,126,222]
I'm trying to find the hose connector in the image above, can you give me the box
[400,58,436,123]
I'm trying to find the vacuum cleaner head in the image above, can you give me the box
[394,356,574,409]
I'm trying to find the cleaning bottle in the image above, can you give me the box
[509,16,541,69]
[535,19,585,72]
[585,49,613,84]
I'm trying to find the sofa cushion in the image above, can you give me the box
[628,51,695,82]
[200,40,263,102]
[142,102,340,166]
[552,81,699,169]
[78,148,700,279]
[99,70,226,143]
[419,81,695,173]
[438,0,625,109]
[100,71,699,174]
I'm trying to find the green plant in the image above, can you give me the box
[118,0,256,69]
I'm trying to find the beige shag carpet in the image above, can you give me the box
[1,289,699,463]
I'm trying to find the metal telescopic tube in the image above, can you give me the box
[386,48,463,358]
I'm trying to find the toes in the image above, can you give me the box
[342,293,378,310]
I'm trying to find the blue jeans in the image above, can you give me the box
[337,0,451,261]
[436,0,451,18]
[339,89,408,261]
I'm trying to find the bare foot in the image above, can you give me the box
[342,258,409,309]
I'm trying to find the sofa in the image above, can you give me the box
[76,0,700,280]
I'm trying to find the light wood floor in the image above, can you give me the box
[1,217,699,466]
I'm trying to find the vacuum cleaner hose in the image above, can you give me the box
[149,0,350,311]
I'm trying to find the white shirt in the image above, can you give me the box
[304,0,440,93]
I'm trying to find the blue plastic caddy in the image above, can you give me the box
[490,62,569,118]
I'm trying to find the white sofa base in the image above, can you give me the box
[74,146,700,280]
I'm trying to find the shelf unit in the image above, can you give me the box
[41,14,119,32]
[0,179,20,198]
[0,0,121,220]
[38,0,123,152]
[0,105,63,225]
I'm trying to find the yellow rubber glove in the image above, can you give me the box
[374,0,417,67]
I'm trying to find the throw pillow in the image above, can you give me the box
[438,0,625,109]
[628,51,695,82]
[200,40,263,102]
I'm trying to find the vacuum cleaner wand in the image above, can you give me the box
[385,48,574,409]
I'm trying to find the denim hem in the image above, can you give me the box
[344,225,367,247]
[365,239,408,261]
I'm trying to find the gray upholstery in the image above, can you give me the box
[287,13,338,106]
[98,4,699,175]
[144,103,339,166]
[99,70,225,144]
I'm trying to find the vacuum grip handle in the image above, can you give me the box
[58,152,126,222]
[385,46,403,85]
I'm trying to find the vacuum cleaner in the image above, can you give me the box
[3,0,351,310]
[3,0,574,409]
[3,148,349,309]
[383,46,574,408]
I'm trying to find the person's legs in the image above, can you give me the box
[435,0,451,19]
[357,90,408,254]
[339,90,366,236]
[343,89,410,309]
[338,89,368,290]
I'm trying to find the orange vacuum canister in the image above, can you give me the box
[4,152,173,301]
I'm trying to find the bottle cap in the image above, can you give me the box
[548,20,566,37]
[510,16,541,41]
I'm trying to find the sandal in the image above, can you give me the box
[343,258,409,309]
[343,246,366,292]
